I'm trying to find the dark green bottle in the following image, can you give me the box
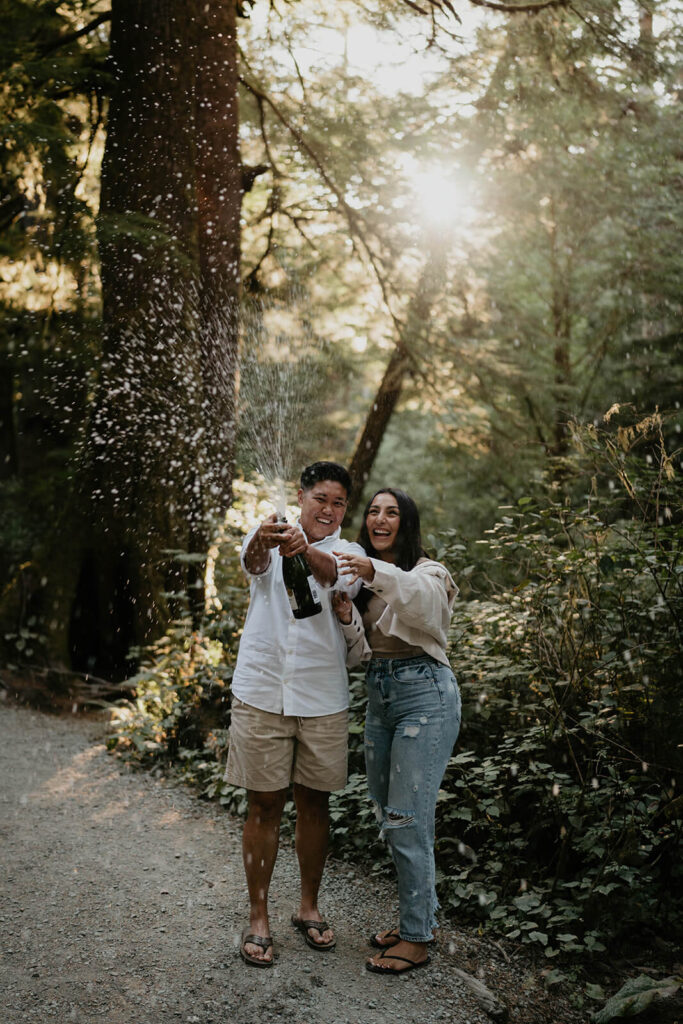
[280,518,322,619]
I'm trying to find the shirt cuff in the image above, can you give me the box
[340,619,364,638]
[365,558,393,595]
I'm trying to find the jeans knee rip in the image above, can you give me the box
[383,805,415,829]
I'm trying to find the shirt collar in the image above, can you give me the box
[296,518,342,546]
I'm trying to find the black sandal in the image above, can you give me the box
[366,950,431,975]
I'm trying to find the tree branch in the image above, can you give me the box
[238,66,404,334]
[280,208,319,253]
[567,3,636,61]
[400,0,435,14]
[467,0,568,11]
[523,393,549,450]
[400,0,459,16]
[73,90,104,197]
[254,92,283,179]
[39,11,111,56]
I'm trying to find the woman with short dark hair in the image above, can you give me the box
[333,488,461,975]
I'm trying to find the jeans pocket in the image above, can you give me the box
[391,659,435,684]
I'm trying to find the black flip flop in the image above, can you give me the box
[240,926,274,967]
[291,915,336,951]
[366,950,431,976]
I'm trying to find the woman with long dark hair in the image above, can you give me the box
[332,488,461,975]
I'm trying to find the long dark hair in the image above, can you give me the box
[355,488,426,612]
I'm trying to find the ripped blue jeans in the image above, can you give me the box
[365,655,461,943]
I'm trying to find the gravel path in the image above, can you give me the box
[0,703,573,1024]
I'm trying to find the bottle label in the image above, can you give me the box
[285,575,320,613]
[307,575,320,603]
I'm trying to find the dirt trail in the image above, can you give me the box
[0,703,572,1024]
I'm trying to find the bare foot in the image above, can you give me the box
[371,926,400,948]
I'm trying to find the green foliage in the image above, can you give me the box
[434,413,682,956]
[108,619,231,762]
[0,1,106,274]
[106,502,251,795]
[0,3,106,656]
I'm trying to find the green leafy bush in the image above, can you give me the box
[434,412,682,956]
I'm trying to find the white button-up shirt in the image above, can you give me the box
[231,523,364,716]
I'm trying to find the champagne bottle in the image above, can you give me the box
[279,517,322,619]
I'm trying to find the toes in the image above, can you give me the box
[244,944,260,957]
[244,942,272,962]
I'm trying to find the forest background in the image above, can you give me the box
[1,0,681,1012]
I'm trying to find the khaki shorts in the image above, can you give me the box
[225,698,348,793]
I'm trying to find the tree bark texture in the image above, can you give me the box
[0,352,17,480]
[195,0,241,516]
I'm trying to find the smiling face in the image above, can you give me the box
[365,492,401,560]
[298,479,348,542]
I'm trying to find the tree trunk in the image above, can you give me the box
[346,242,447,514]
[84,0,204,676]
[18,0,247,679]
[346,343,412,514]
[0,351,17,479]
[548,210,572,458]
[195,0,241,520]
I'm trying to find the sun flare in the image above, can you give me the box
[414,166,478,229]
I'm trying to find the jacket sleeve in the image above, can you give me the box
[337,604,371,668]
[366,560,457,643]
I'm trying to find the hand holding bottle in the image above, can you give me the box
[256,513,291,549]
[255,515,305,555]
[277,523,308,559]
[244,513,291,574]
